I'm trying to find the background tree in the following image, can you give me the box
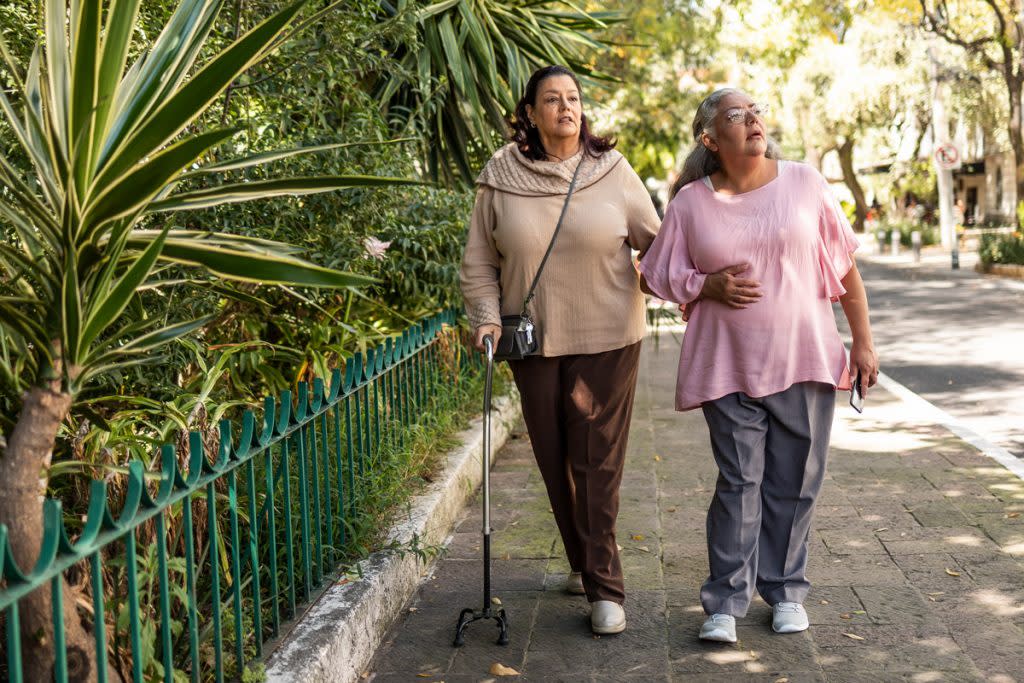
[917,0,1024,223]
[778,14,931,231]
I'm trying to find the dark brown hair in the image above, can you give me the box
[510,65,615,161]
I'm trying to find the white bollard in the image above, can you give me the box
[876,229,887,255]
[891,230,900,256]
[911,230,922,263]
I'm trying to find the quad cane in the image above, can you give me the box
[453,334,510,647]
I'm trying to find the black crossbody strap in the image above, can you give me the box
[520,155,585,316]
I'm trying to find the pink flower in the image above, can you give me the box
[363,236,392,260]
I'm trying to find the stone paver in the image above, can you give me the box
[367,333,1024,682]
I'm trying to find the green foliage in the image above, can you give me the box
[594,0,726,179]
[979,231,1024,265]
[0,0,414,408]
[375,0,622,185]
[891,160,938,205]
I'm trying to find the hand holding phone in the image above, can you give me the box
[849,371,864,413]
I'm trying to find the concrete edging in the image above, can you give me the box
[264,392,521,683]
[975,261,1024,280]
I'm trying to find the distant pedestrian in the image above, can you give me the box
[639,88,879,643]
[460,65,661,635]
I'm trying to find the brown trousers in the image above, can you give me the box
[509,341,641,604]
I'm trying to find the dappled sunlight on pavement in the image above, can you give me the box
[367,332,1024,682]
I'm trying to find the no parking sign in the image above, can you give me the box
[934,143,962,171]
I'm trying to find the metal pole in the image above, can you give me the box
[928,46,960,269]
[481,335,493,609]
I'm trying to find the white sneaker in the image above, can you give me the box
[772,602,809,633]
[590,600,626,634]
[699,613,737,643]
[566,571,585,595]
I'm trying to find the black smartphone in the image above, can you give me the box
[849,372,864,413]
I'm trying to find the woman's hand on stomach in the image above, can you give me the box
[699,263,763,309]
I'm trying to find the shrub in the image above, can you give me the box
[979,232,1024,265]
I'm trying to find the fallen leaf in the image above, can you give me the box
[749,650,758,659]
[775,678,790,683]
[1007,512,1021,519]
[852,610,866,615]
[510,521,520,526]
[843,633,865,641]
[819,599,830,605]
[548,508,553,513]
[928,596,937,602]
[408,607,418,612]
[653,454,662,461]
[491,596,502,605]
[416,674,432,678]
[632,534,645,541]
[667,506,678,513]
[944,567,961,577]
[840,613,852,619]
[489,662,520,676]
[617,544,623,551]
[927,591,945,596]
[503,553,511,560]
[873,527,888,532]
[637,546,650,553]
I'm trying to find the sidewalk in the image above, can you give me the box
[367,332,1024,682]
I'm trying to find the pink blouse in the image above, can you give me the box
[639,161,859,411]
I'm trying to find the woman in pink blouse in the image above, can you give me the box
[639,88,879,643]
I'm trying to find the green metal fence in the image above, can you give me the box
[0,309,481,682]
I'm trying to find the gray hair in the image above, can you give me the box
[670,87,782,198]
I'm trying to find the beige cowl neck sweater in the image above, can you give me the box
[459,142,660,356]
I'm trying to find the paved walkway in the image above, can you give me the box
[368,332,1024,682]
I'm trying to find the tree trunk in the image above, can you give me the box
[1006,73,1024,228]
[0,381,98,682]
[837,137,868,233]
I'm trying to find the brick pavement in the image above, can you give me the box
[367,332,1024,682]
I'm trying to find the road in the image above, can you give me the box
[837,248,1024,459]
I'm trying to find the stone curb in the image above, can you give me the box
[264,391,521,683]
[975,261,1024,280]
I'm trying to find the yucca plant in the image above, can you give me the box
[0,0,417,677]
[376,0,623,185]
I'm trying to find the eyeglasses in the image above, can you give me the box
[721,103,770,125]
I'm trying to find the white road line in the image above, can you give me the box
[876,370,1024,482]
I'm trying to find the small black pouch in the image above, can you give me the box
[494,314,538,361]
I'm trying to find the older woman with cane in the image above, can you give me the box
[460,65,660,635]
[639,88,879,643]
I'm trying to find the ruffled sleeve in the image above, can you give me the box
[816,173,860,302]
[638,198,706,304]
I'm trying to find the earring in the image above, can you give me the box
[529,120,536,128]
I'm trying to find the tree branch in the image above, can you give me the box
[918,0,1000,70]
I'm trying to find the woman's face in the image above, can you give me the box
[525,75,582,144]
[701,92,767,161]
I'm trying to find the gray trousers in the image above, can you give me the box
[699,382,835,616]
